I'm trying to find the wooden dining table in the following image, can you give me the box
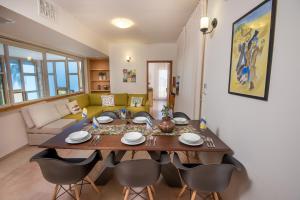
[40,119,232,187]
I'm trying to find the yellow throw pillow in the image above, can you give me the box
[67,100,82,114]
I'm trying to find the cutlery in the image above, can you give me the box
[90,135,96,144]
[93,135,100,145]
[153,137,157,145]
[207,137,215,148]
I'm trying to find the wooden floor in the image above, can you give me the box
[0,147,198,200]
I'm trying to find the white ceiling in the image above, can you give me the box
[53,0,199,43]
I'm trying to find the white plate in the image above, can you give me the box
[121,136,146,145]
[172,117,189,125]
[124,132,143,142]
[179,135,204,146]
[65,134,92,144]
[96,116,114,124]
[133,117,147,124]
[181,132,201,143]
[68,131,89,141]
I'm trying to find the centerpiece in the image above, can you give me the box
[158,105,175,133]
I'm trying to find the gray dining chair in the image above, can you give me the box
[173,112,191,120]
[174,152,243,200]
[30,148,102,200]
[133,111,154,120]
[106,151,163,200]
[100,111,119,119]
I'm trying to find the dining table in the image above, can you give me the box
[39,118,232,187]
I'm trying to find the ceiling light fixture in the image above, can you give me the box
[111,18,134,29]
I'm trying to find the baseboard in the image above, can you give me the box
[0,144,29,160]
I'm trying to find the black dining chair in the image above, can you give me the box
[30,148,102,200]
[174,152,243,200]
[133,111,154,120]
[106,151,163,200]
[173,112,191,120]
[100,111,120,119]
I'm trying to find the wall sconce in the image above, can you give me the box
[126,56,132,62]
[200,17,218,34]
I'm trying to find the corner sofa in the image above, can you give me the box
[21,93,149,145]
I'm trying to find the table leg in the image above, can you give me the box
[95,150,126,186]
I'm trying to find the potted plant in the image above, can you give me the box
[158,105,175,133]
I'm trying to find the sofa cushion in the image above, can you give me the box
[67,100,82,114]
[126,106,148,113]
[128,94,147,106]
[20,101,46,128]
[53,99,70,117]
[113,93,128,106]
[130,96,143,107]
[27,119,76,134]
[28,102,61,128]
[69,94,89,108]
[102,106,125,112]
[63,106,103,120]
[89,93,101,106]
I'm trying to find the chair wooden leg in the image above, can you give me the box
[85,176,100,193]
[124,188,130,200]
[52,184,59,200]
[131,151,136,159]
[185,151,190,163]
[213,192,219,200]
[150,185,155,195]
[191,190,197,200]
[74,185,80,200]
[147,186,154,200]
[177,185,187,198]
[123,187,127,194]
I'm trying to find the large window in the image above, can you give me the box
[0,39,85,107]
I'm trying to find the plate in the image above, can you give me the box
[96,116,114,124]
[65,133,92,144]
[121,136,146,145]
[181,132,201,143]
[68,131,89,141]
[172,117,189,125]
[123,132,143,142]
[179,135,204,146]
[132,117,147,124]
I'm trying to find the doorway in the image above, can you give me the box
[147,61,172,119]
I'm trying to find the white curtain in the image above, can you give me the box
[148,63,169,100]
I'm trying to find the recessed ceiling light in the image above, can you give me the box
[111,18,134,29]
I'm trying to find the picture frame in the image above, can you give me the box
[228,0,277,101]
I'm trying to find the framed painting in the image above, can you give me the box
[228,0,277,100]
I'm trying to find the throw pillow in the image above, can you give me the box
[67,100,82,114]
[101,95,115,106]
[54,99,71,117]
[130,97,143,107]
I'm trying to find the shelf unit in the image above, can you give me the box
[88,59,111,93]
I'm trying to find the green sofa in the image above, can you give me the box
[63,93,150,121]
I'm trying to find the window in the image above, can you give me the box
[0,39,85,108]
[8,46,43,103]
[0,44,6,105]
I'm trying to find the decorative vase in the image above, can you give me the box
[158,117,175,133]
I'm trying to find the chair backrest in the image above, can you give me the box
[174,153,242,192]
[100,111,119,119]
[30,149,99,185]
[115,159,160,188]
[133,111,154,119]
[173,112,191,120]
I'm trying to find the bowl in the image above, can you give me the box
[69,131,89,141]
[181,133,201,143]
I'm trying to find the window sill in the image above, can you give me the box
[0,92,84,113]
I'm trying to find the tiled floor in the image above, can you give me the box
[0,147,197,200]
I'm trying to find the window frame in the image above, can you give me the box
[0,37,85,109]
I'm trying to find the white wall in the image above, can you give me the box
[109,43,176,94]
[203,0,300,199]
[174,1,205,119]
[0,111,28,158]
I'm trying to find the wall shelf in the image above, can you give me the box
[88,59,111,93]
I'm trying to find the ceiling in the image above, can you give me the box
[0,6,107,58]
[53,0,199,43]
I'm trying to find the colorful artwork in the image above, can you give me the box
[228,0,277,100]
[123,69,136,82]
